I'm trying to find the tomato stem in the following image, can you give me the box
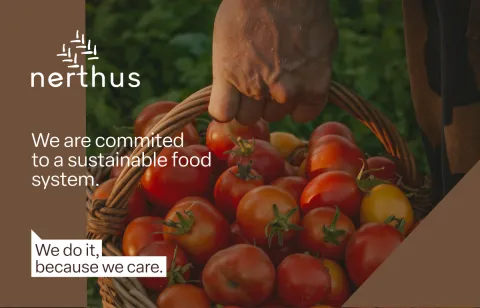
[230,160,261,181]
[356,159,367,181]
[384,215,406,234]
[363,167,386,175]
[224,137,255,157]
[356,159,391,192]
[264,204,303,248]
[322,206,347,245]
[160,210,196,235]
[167,245,193,286]
[303,251,321,258]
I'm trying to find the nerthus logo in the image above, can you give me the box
[31,30,141,88]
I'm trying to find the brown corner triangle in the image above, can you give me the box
[343,161,480,307]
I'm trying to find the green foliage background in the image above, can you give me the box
[86,0,428,306]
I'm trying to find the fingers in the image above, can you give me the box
[236,95,265,126]
[303,66,331,106]
[209,73,330,125]
[290,65,331,123]
[263,100,293,123]
[267,70,330,124]
[269,75,298,104]
[291,101,327,123]
[209,78,241,123]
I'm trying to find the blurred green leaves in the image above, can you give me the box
[86,0,219,157]
[85,0,428,165]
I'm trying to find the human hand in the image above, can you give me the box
[209,0,338,125]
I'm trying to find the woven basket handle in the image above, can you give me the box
[87,81,425,244]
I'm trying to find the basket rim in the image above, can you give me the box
[86,81,434,308]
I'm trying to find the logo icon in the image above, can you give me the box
[31,30,141,88]
[56,30,98,69]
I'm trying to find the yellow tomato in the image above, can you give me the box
[360,183,414,234]
[270,132,304,160]
[322,259,351,307]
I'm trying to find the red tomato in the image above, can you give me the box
[93,178,150,226]
[214,163,264,222]
[306,135,365,179]
[162,197,229,264]
[236,186,301,248]
[137,241,190,291]
[276,253,331,307]
[300,171,363,218]
[345,222,404,287]
[366,156,399,183]
[109,151,132,179]
[141,113,200,146]
[309,121,355,146]
[156,284,211,308]
[271,176,308,205]
[202,244,276,307]
[141,146,213,215]
[228,139,285,183]
[323,259,351,307]
[134,101,178,137]
[187,144,218,200]
[206,118,270,160]
[187,143,216,167]
[229,222,250,245]
[122,216,164,256]
[183,143,209,157]
[188,144,224,176]
[297,207,355,262]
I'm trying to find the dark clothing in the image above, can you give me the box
[403,0,480,204]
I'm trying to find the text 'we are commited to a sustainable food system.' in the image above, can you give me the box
[30,132,212,189]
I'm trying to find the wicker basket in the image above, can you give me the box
[86,82,433,308]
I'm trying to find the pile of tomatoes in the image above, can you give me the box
[93,101,422,308]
